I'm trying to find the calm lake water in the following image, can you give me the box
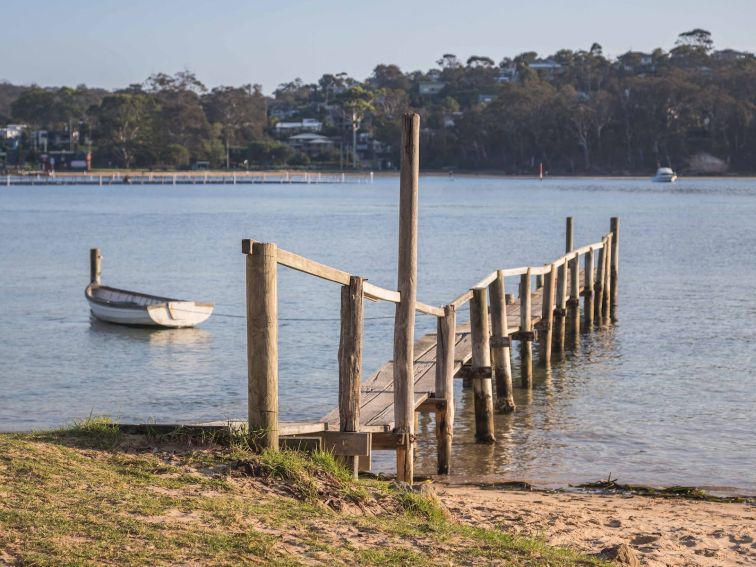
[1,176,754,494]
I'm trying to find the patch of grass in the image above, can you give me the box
[40,415,123,449]
[0,429,609,566]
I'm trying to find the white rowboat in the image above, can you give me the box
[85,249,213,328]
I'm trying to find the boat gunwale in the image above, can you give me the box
[85,284,213,311]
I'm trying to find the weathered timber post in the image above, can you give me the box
[519,269,533,387]
[554,262,567,356]
[584,247,595,329]
[338,275,363,478]
[470,287,495,443]
[539,264,557,367]
[568,252,581,340]
[602,233,613,322]
[594,239,606,323]
[90,248,102,285]
[610,217,620,320]
[244,241,279,451]
[565,216,574,253]
[393,113,420,483]
[535,274,543,290]
[489,271,515,412]
[435,304,456,474]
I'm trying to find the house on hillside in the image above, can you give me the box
[285,133,335,157]
[528,59,563,78]
[616,52,655,73]
[273,118,323,137]
[496,66,517,83]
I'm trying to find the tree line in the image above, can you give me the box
[1,29,754,174]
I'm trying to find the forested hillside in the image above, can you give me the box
[1,29,754,174]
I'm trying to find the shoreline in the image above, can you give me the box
[7,169,756,181]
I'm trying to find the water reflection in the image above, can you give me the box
[88,316,212,346]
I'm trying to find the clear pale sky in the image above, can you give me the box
[3,0,754,93]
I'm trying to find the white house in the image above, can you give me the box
[274,118,323,135]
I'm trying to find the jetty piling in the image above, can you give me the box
[338,276,364,478]
[568,252,581,340]
[584,247,595,329]
[603,232,613,322]
[245,241,279,451]
[539,264,557,367]
[489,271,515,413]
[90,248,102,285]
[610,217,620,320]
[435,304,456,474]
[470,287,495,443]
[554,262,567,356]
[595,240,606,323]
[519,269,534,386]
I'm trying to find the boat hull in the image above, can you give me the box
[86,284,213,328]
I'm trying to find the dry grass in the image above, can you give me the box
[0,419,609,566]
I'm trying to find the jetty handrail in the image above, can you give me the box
[242,234,609,316]
[242,239,443,316]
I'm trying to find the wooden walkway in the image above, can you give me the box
[322,285,551,432]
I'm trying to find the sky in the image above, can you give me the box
[2,0,755,93]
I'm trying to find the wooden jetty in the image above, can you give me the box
[239,114,621,484]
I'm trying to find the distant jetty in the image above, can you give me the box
[2,171,374,186]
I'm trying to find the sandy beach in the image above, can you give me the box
[439,485,755,566]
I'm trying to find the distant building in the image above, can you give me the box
[528,59,563,78]
[0,124,25,140]
[478,94,495,105]
[41,150,89,172]
[496,66,517,83]
[418,82,445,96]
[712,49,752,62]
[285,133,335,156]
[274,118,323,135]
[616,52,655,72]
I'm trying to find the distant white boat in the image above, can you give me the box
[85,249,213,328]
[652,167,677,182]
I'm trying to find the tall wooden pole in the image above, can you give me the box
[339,276,363,478]
[393,113,420,483]
[90,248,102,285]
[470,287,495,443]
[565,216,574,253]
[610,217,620,321]
[245,241,279,451]
[519,269,533,387]
[435,304,456,474]
[489,271,515,412]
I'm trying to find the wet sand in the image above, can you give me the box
[439,486,755,566]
